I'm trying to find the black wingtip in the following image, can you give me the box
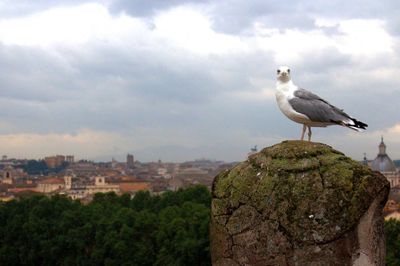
[354,119,368,129]
[347,118,368,131]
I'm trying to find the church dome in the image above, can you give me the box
[370,137,397,172]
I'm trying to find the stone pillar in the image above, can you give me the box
[210,141,389,266]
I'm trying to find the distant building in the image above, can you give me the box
[384,199,398,215]
[177,167,209,180]
[8,186,38,196]
[111,158,118,169]
[2,165,15,184]
[127,154,134,169]
[168,176,185,191]
[66,155,74,163]
[157,167,170,179]
[64,175,72,190]
[44,155,66,168]
[385,210,400,221]
[36,178,65,193]
[370,137,400,187]
[0,165,26,185]
[84,176,120,195]
[151,178,169,193]
[67,161,97,176]
[119,182,151,194]
[95,176,106,186]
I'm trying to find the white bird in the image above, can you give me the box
[275,66,367,141]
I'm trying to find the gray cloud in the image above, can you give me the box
[0,0,101,17]
[110,0,209,16]
[0,0,399,161]
[205,0,400,35]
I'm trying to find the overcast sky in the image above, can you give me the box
[0,0,399,162]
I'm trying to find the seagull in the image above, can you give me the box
[275,66,367,141]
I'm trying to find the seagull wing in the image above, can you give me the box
[289,88,351,123]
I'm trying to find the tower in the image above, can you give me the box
[371,136,399,187]
[378,136,386,155]
[2,165,14,185]
[95,176,106,186]
[64,175,72,190]
[127,154,134,169]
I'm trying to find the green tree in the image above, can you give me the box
[386,218,400,266]
[0,186,212,265]
[156,202,211,266]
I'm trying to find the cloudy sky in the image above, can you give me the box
[0,0,399,162]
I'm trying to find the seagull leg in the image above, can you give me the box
[307,126,312,141]
[301,124,306,141]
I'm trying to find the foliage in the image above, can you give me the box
[21,160,49,175]
[385,218,400,266]
[2,185,400,265]
[0,185,211,266]
[22,160,69,175]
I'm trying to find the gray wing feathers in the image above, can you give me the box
[290,88,351,123]
[293,88,323,101]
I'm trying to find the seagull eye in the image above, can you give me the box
[277,69,281,74]
[287,69,290,73]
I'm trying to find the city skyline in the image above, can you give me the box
[0,1,399,162]
[1,136,398,164]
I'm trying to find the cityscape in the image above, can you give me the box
[1,137,399,215]
[0,151,237,203]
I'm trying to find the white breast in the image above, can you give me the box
[275,83,311,125]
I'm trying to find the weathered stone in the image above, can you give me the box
[210,140,389,266]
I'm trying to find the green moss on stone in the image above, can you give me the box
[211,140,389,245]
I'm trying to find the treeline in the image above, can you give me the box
[0,186,211,266]
[1,185,400,265]
[385,218,400,266]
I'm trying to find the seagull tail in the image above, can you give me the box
[343,118,368,132]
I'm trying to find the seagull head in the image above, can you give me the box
[276,66,291,83]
